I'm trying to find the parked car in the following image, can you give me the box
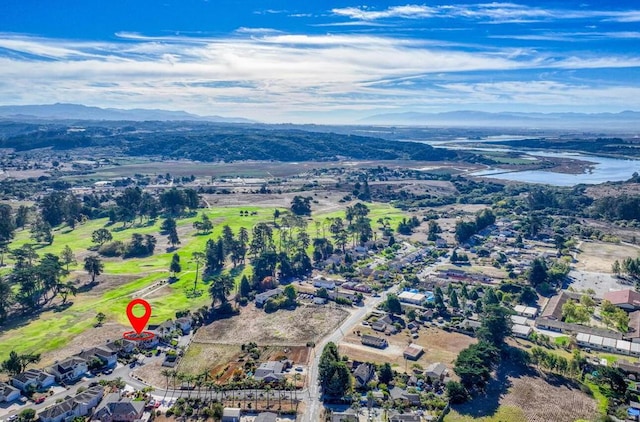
[35,397,45,404]
[103,368,114,375]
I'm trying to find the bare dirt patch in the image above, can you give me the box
[575,240,640,273]
[339,326,475,374]
[194,304,349,346]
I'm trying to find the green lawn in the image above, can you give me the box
[0,202,407,361]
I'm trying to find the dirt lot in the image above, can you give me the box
[194,304,349,346]
[339,326,475,375]
[575,240,640,273]
[449,364,597,422]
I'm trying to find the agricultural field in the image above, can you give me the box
[574,240,640,273]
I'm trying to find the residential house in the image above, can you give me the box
[388,411,421,422]
[424,362,447,381]
[77,346,117,368]
[255,288,283,306]
[512,324,532,339]
[626,311,640,343]
[175,317,192,333]
[353,363,376,389]
[221,408,241,422]
[371,314,397,334]
[389,387,421,406]
[361,334,388,349]
[12,369,55,392]
[254,412,277,422]
[39,386,103,422]
[398,291,427,305]
[331,408,358,422]
[403,344,424,361]
[254,361,285,382]
[313,276,336,290]
[149,320,176,341]
[0,382,21,403]
[603,289,640,311]
[104,339,136,356]
[513,304,538,319]
[94,392,145,422]
[47,357,88,383]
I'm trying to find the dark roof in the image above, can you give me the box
[361,334,387,348]
[95,393,145,420]
[353,363,375,386]
[255,412,277,422]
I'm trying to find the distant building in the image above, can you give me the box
[94,392,145,422]
[603,289,640,311]
[255,288,283,306]
[540,292,570,320]
[76,346,117,368]
[254,361,285,382]
[403,343,424,360]
[221,408,241,422]
[512,324,532,339]
[0,382,21,403]
[398,291,426,305]
[513,304,538,318]
[254,412,277,422]
[47,357,88,383]
[39,386,103,422]
[353,363,376,389]
[331,408,358,422]
[12,369,55,392]
[361,334,388,349]
[424,362,447,381]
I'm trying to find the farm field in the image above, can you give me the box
[574,240,640,273]
[445,366,597,422]
[0,199,395,362]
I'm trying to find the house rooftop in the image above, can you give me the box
[604,289,640,307]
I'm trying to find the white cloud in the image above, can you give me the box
[332,5,435,20]
[0,32,638,122]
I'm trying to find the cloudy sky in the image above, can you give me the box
[1,1,639,123]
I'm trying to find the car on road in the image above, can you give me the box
[103,368,113,375]
[8,415,18,421]
[130,361,137,368]
[35,397,45,404]
[295,366,303,372]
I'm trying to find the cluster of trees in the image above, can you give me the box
[427,220,441,241]
[1,350,41,376]
[601,300,630,332]
[319,342,351,398]
[527,257,570,292]
[454,209,496,243]
[97,233,157,258]
[594,195,640,221]
[453,293,512,396]
[109,187,199,226]
[263,284,297,313]
[561,295,595,325]
[290,196,312,216]
[396,216,421,235]
[612,257,640,279]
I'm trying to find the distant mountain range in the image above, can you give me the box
[361,110,640,130]
[0,103,256,123]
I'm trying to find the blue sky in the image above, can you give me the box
[0,1,639,123]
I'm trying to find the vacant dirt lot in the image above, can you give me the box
[575,240,639,273]
[339,326,475,374]
[195,304,349,346]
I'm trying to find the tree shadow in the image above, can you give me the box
[229,265,245,278]
[53,302,73,312]
[77,281,99,293]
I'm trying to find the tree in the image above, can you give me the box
[0,279,13,321]
[84,255,104,283]
[91,228,112,246]
[0,204,16,247]
[528,258,548,287]
[378,362,393,385]
[193,213,213,234]
[449,290,460,309]
[209,273,234,307]
[1,351,41,376]
[239,275,251,298]
[612,260,621,277]
[58,281,77,305]
[60,245,76,271]
[95,312,106,326]
[15,205,30,229]
[170,253,181,277]
[30,217,53,245]
[454,341,499,390]
[318,342,350,398]
[283,285,297,304]
[427,220,441,241]
[477,304,512,347]
[167,225,180,248]
[19,408,36,422]
[385,294,402,315]
[446,380,469,404]
[290,196,312,216]
[191,251,205,292]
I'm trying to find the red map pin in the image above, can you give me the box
[126,298,152,335]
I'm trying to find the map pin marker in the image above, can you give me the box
[126,298,152,335]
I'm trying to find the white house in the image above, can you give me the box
[47,357,88,383]
[398,291,426,305]
[255,288,283,306]
[175,317,192,333]
[39,386,103,422]
[12,369,55,392]
[313,276,336,290]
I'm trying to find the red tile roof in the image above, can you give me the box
[603,289,640,307]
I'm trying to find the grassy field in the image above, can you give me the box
[0,201,405,362]
[444,406,527,422]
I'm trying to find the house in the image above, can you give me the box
[0,382,21,403]
[388,411,421,422]
[149,320,176,340]
[254,361,285,382]
[353,363,376,389]
[39,386,103,422]
[424,362,447,381]
[12,369,55,392]
[540,292,569,320]
[388,387,421,405]
[512,324,532,339]
[361,334,388,349]
[398,291,426,305]
[105,339,136,356]
[94,392,145,422]
[331,408,358,422]
[254,412,277,422]
[511,315,528,326]
[175,317,192,333]
[313,276,336,290]
[371,314,397,334]
[221,407,241,422]
[514,304,538,318]
[47,357,88,382]
[603,289,640,311]
[138,334,159,349]
[403,344,424,360]
[255,288,283,306]
[77,346,117,368]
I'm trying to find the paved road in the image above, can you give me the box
[303,285,398,422]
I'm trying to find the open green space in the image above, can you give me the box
[444,405,527,422]
[0,201,406,361]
